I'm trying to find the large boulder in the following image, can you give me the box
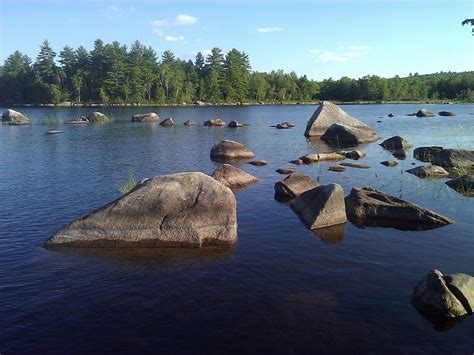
[204,118,226,127]
[211,164,258,189]
[446,175,474,196]
[45,172,237,248]
[320,123,379,146]
[304,101,378,139]
[413,146,444,162]
[210,140,255,160]
[291,184,347,229]
[416,109,435,117]
[274,173,319,202]
[160,117,174,126]
[380,136,412,150]
[131,112,159,122]
[88,112,111,123]
[412,269,474,318]
[2,109,30,125]
[406,165,449,179]
[299,152,346,164]
[430,149,474,169]
[345,187,453,230]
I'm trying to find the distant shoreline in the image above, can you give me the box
[2,100,471,108]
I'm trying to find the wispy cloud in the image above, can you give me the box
[104,5,122,19]
[257,27,283,33]
[152,13,197,42]
[310,46,371,63]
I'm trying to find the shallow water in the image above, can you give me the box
[1,104,473,353]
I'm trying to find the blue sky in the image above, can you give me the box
[0,0,473,80]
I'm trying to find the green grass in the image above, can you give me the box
[118,169,137,196]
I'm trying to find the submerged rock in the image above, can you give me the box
[210,140,255,160]
[45,172,237,248]
[320,123,379,146]
[381,160,398,167]
[299,152,346,164]
[291,184,347,229]
[289,159,305,165]
[412,269,474,319]
[339,162,370,169]
[160,117,174,126]
[328,166,345,172]
[204,118,226,127]
[248,160,268,166]
[131,112,159,122]
[413,146,444,162]
[183,119,195,126]
[211,164,258,189]
[46,130,63,135]
[274,173,319,202]
[416,109,435,117]
[304,101,378,140]
[276,168,296,174]
[406,165,449,178]
[380,136,412,150]
[345,187,453,230]
[88,112,111,123]
[2,109,30,125]
[276,121,294,129]
[337,149,366,160]
[228,120,243,128]
[438,111,456,117]
[388,113,394,117]
[445,175,474,196]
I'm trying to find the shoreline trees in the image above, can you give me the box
[0,39,473,105]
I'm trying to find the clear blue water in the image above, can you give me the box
[1,104,473,353]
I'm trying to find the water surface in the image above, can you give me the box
[1,104,473,353]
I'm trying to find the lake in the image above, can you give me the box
[1,104,473,353]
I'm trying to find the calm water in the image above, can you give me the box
[1,104,473,353]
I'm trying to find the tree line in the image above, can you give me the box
[1,39,473,105]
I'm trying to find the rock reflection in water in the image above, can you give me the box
[311,223,346,244]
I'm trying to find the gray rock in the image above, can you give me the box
[416,109,435,117]
[274,173,319,202]
[160,117,174,126]
[380,136,412,150]
[392,149,407,160]
[2,109,30,125]
[88,112,111,123]
[438,111,456,117]
[210,140,255,160]
[299,152,346,164]
[276,121,294,129]
[45,172,237,248]
[414,146,444,162]
[320,123,379,146]
[289,159,305,165]
[211,164,258,189]
[183,120,195,126]
[388,113,394,117]
[276,168,296,174]
[406,165,449,178]
[345,187,453,230]
[131,112,159,122]
[194,100,205,106]
[446,175,474,196]
[46,130,63,135]
[337,150,366,160]
[291,184,347,229]
[412,269,474,318]
[204,118,226,127]
[304,101,378,139]
[381,160,398,167]
[431,149,474,169]
[228,120,243,128]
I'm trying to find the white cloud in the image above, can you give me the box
[152,14,197,41]
[104,5,122,19]
[310,46,370,63]
[257,27,283,33]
